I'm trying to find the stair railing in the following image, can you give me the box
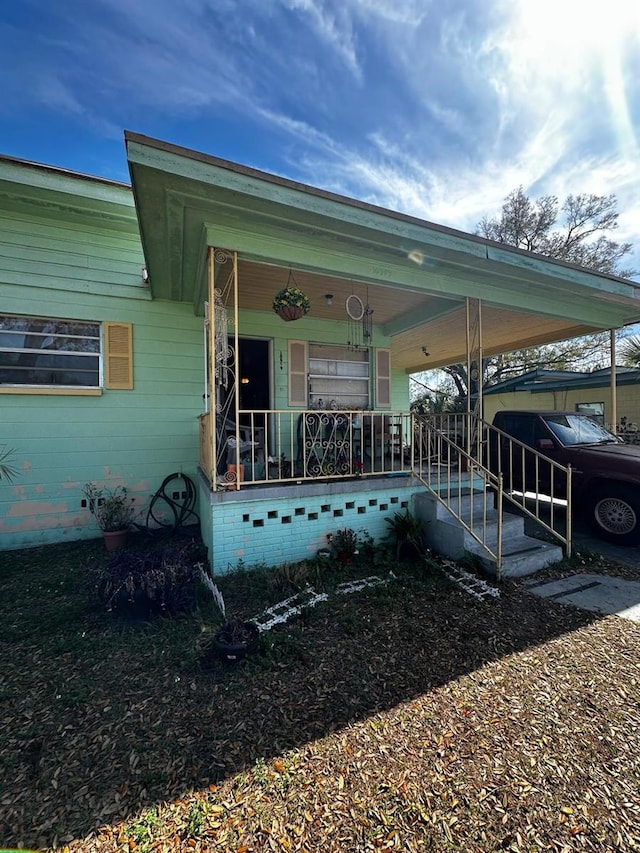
[481,416,572,560]
[413,414,505,572]
[412,413,572,577]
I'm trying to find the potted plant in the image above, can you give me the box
[385,509,424,562]
[211,618,260,662]
[272,270,310,321]
[198,569,260,664]
[83,482,137,551]
[268,453,291,479]
[328,528,360,564]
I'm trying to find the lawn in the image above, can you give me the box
[1,534,640,852]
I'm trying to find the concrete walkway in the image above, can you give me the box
[522,504,640,571]
[525,573,640,622]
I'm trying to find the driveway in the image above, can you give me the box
[525,572,640,622]
[522,504,640,571]
[521,503,640,621]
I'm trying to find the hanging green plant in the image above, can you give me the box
[273,270,310,321]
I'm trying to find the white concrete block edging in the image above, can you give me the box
[251,573,396,631]
[251,586,328,632]
[201,563,499,636]
[441,559,501,601]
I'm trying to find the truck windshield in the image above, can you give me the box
[542,414,622,446]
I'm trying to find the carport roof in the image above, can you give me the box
[125,131,640,374]
[485,367,640,395]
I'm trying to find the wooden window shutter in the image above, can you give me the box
[104,322,133,390]
[288,340,308,407]
[375,348,391,408]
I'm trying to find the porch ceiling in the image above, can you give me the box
[125,132,640,374]
[237,260,598,371]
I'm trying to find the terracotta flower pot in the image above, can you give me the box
[226,463,245,490]
[103,529,128,551]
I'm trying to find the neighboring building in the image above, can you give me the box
[3,133,640,571]
[483,367,640,430]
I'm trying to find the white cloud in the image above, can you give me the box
[282,0,362,78]
[33,76,84,116]
[5,0,639,277]
[353,0,429,27]
[256,108,343,158]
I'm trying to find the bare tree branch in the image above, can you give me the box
[429,189,639,403]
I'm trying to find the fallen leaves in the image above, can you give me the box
[2,542,640,852]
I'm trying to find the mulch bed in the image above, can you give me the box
[1,538,640,852]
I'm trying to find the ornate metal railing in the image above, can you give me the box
[199,409,412,490]
[199,409,572,574]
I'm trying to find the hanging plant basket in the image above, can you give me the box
[276,304,305,321]
[273,270,310,322]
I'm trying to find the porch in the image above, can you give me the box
[198,408,573,577]
[198,409,413,489]
[125,133,640,577]
[198,406,415,573]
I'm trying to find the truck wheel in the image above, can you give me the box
[585,485,640,545]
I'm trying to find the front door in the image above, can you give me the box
[235,337,270,418]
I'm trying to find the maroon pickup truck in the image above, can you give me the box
[490,410,640,545]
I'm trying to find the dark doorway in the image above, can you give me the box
[234,338,270,416]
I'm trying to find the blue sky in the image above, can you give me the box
[2,0,639,277]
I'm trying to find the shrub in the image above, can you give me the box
[328,528,360,561]
[0,445,18,482]
[92,543,203,616]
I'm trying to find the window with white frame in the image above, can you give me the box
[0,315,133,390]
[308,343,369,408]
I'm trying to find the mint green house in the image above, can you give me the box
[2,133,640,572]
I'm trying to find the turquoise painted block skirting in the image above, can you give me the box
[198,474,419,575]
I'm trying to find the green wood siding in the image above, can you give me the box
[391,369,410,411]
[0,195,203,550]
[1,284,203,550]
[0,209,147,297]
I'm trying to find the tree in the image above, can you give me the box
[443,334,612,398]
[620,336,640,368]
[434,188,635,402]
[409,375,464,414]
[477,187,634,277]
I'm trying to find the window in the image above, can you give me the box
[308,344,369,408]
[545,413,617,445]
[0,315,133,391]
[575,402,604,425]
[499,414,538,446]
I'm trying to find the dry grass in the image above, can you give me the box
[1,537,640,852]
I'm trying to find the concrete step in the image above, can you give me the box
[468,534,565,578]
[414,490,565,578]
[423,470,486,496]
[435,490,505,520]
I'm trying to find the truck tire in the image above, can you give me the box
[585,484,640,545]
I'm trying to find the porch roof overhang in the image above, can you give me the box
[125,131,640,373]
[0,152,137,233]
